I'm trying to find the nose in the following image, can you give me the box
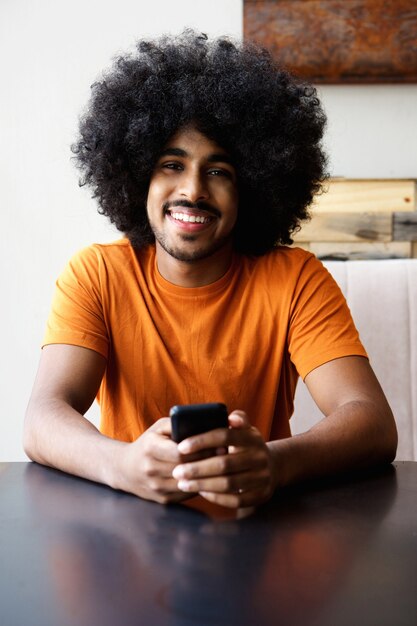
[178,169,209,202]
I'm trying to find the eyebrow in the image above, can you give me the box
[158,147,234,165]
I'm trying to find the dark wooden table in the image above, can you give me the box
[0,462,416,626]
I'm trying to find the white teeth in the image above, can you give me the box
[171,212,210,224]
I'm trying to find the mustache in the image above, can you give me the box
[162,199,221,218]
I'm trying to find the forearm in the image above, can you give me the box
[23,398,126,489]
[268,399,398,489]
[24,398,188,504]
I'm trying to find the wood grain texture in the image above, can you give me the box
[393,211,417,240]
[314,179,416,213]
[304,241,411,259]
[294,211,392,241]
[294,179,417,256]
[244,0,417,83]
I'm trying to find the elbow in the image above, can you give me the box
[22,405,41,463]
[387,423,398,464]
[379,407,398,465]
[22,418,34,461]
[22,430,36,462]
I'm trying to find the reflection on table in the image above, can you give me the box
[0,461,416,626]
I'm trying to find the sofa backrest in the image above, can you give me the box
[291,259,417,461]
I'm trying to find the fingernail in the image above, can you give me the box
[178,441,192,453]
[172,466,185,479]
[178,480,194,492]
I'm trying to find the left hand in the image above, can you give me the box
[172,410,277,508]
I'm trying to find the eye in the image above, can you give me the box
[208,168,231,178]
[161,161,183,171]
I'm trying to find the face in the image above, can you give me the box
[146,125,238,264]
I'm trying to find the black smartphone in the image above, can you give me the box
[170,402,228,443]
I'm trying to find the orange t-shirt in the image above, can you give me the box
[43,239,367,442]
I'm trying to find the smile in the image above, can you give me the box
[170,211,212,224]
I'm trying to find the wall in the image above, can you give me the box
[1,0,416,460]
[319,84,417,178]
[0,0,243,461]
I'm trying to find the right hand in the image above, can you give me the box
[115,418,194,504]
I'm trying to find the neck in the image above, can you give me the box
[154,243,234,287]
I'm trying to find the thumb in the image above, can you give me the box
[228,410,251,429]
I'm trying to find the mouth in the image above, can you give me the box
[168,210,213,224]
[164,205,218,231]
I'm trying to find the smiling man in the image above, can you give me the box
[24,31,397,508]
[147,125,238,283]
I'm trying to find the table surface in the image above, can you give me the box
[0,461,416,626]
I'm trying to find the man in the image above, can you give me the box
[24,31,397,508]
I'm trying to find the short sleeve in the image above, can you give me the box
[288,255,368,379]
[43,246,109,358]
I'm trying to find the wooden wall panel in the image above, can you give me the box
[294,212,392,242]
[304,241,411,260]
[314,179,416,213]
[393,212,417,240]
[292,179,417,258]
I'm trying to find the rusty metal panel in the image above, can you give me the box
[244,0,417,83]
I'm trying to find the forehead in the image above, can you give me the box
[160,125,232,161]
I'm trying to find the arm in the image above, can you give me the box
[24,344,188,503]
[268,355,397,487]
[171,356,397,508]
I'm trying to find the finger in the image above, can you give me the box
[139,458,199,496]
[149,417,172,436]
[177,425,263,455]
[149,476,186,493]
[152,443,181,464]
[228,410,251,429]
[176,427,229,454]
[199,486,271,509]
[156,491,195,505]
[173,448,268,481]
[143,430,182,464]
[200,490,241,508]
[145,417,179,460]
[179,448,222,463]
[142,479,197,504]
[176,468,271,495]
[141,456,181,481]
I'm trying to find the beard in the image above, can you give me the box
[149,225,233,263]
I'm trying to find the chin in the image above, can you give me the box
[160,238,233,264]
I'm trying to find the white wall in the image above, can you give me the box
[1,0,416,461]
[319,84,417,178]
[0,0,243,461]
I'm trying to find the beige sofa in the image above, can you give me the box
[291,259,417,461]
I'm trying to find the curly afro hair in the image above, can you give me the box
[72,29,328,255]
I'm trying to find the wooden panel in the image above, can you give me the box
[393,212,417,240]
[314,179,416,213]
[304,241,411,259]
[294,212,392,242]
[244,0,417,83]
[292,179,417,257]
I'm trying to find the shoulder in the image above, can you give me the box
[243,246,326,283]
[69,238,135,264]
[65,239,154,275]
[237,247,342,311]
[246,245,314,266]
